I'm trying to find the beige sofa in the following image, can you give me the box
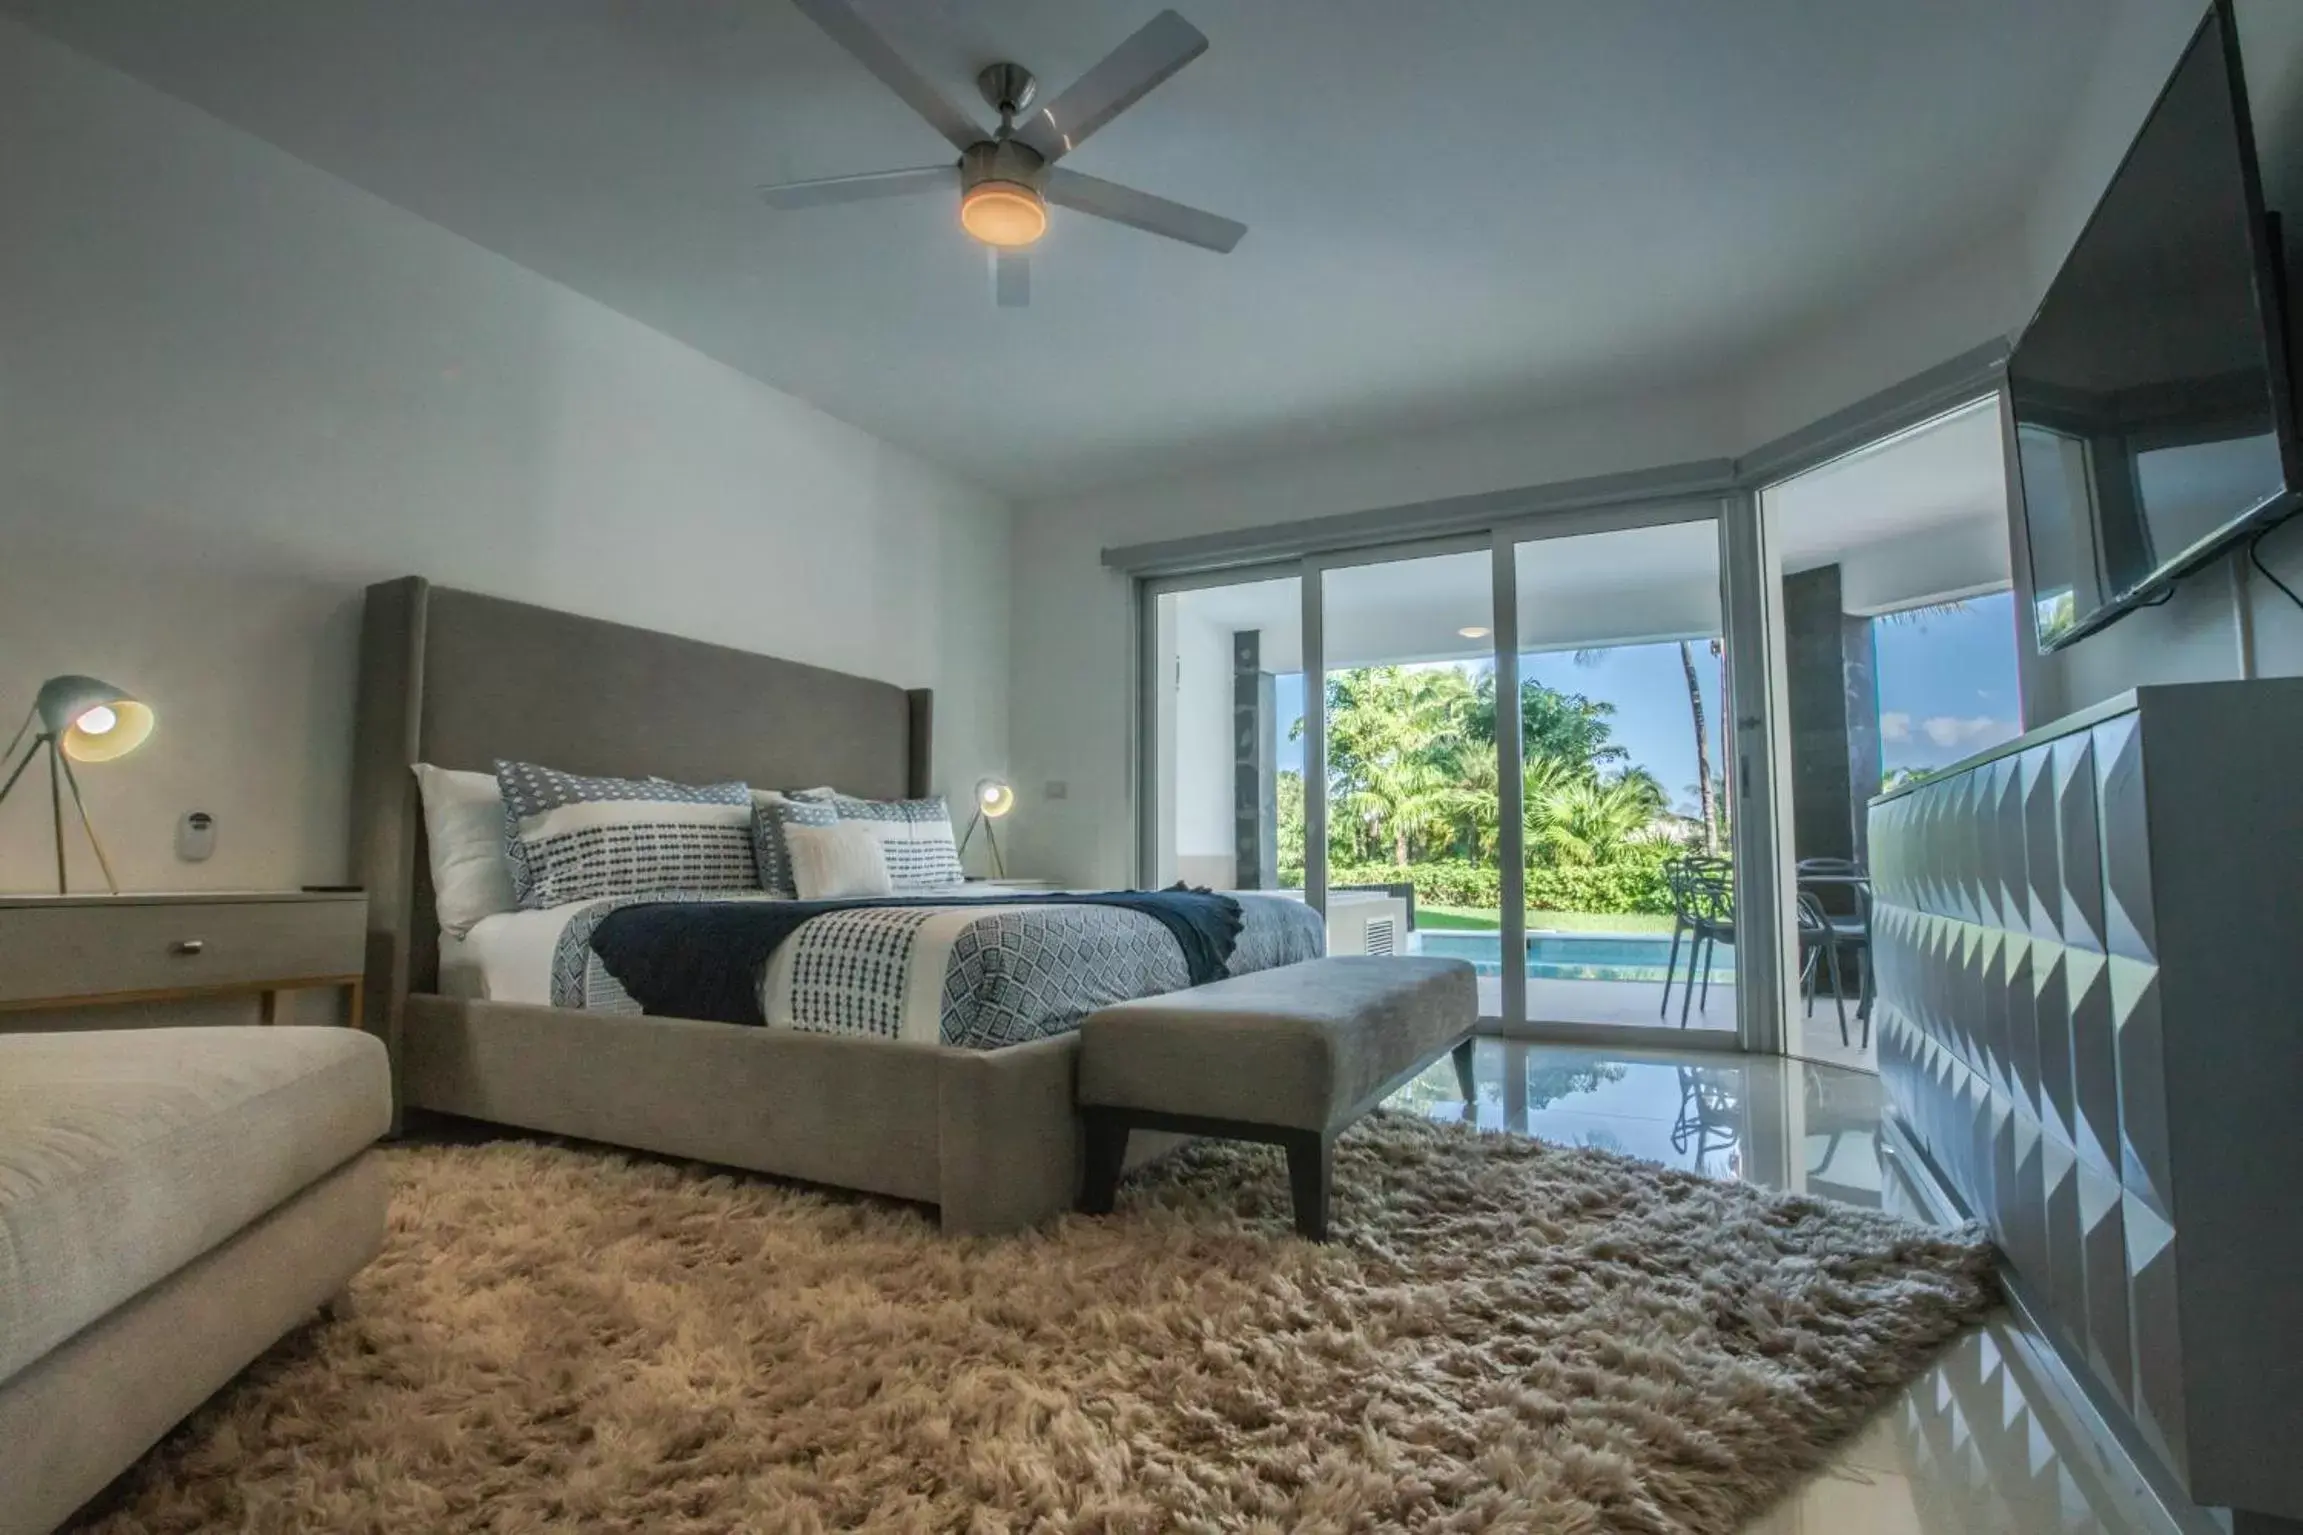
[0,1027,391,1535]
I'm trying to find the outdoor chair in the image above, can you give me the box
[1662,857,1734,1027]
[1796,856,1873,1047]
[1797,890,1855,1044]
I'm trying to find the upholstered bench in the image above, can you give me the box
[1075,955,1478,1240]
[0,1027,392,1535]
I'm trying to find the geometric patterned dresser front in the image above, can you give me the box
[1868,681,2303,1526]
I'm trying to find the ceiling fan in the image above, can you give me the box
[759,1,1246,308]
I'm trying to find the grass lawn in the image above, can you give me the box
[1419,905,1676,936]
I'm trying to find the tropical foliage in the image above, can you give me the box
[1277,662,1713,914]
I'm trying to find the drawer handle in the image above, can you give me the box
[169,939,205,957]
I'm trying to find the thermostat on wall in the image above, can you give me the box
[177,811,216,863]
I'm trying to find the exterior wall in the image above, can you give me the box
[1230,633,1277,891]
[1783,566,1858,871]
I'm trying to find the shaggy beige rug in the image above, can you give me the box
[74,1115,1992,1534]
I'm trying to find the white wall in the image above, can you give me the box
[0,20,1011,895]
[1736,223,2038,452]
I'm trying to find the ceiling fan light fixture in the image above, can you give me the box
[960,181,1048,248]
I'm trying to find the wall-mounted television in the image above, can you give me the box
[2010,0,2301,651]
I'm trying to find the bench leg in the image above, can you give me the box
[1077,1110,1130,1216]
[1451,1035,1478,1106]
[1282,1129,1333,1242]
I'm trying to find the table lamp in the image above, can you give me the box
[0,675,155,893]
[956,776,1014,879]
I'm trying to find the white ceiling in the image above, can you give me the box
[1772,398,2006,557]
[4,0,2101,497]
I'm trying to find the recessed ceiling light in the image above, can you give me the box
[1459,626,1491,639]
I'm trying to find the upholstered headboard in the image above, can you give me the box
[348,577,932,1093]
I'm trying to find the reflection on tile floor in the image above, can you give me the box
[1386,1040,2184,1535]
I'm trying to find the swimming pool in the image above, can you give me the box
[1416,929,1734,984]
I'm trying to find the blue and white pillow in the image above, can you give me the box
[497,760,756,909]
[752,793,840,899]
[827,793,964,892]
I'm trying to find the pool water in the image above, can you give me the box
[1417,930,1734,984]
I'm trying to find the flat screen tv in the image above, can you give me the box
[2009,0,2301,650]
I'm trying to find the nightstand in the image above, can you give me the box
[0,891,367,1025]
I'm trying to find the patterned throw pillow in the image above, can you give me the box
[497,760,756,910]
[828,793,965,892]
[752,794,840,899]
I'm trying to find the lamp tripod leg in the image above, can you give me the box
[0,706,34,782]
[0,728,44,808]
[985,817,1004,880]
[49,740,67,895]
[56,751,119,895]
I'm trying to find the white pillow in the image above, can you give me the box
[784,821,895,900]
[411,763,518,937]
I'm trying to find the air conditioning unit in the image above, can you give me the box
[1325,889,1410,957]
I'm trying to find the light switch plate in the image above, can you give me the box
[177,810,216,862]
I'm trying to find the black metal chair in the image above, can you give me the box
[1664,859,1735,1028]
[1659,855,1727,1021]
[1796,857,1872,1047]
[1796,890,1853,1044]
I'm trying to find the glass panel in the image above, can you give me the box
[1319,550,1496,1000]
[1511,520,1733,1032]
[1764,397,2016,1071]
[1149,577,1302,893]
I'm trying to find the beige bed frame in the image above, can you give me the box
[350,576,1149,1235]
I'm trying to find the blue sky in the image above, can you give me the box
[1269,591,2022,807]
[1871,591,2023,774]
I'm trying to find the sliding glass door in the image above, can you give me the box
[1141,498,1784,1051]
[1496,515,1736,1038]
[1314,543,1498,995]
[1145,573,1302,893]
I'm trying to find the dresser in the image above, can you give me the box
[1868,679,2303,1530]
[0,890,367,1025]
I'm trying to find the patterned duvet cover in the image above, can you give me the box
[547,891,1326,1049]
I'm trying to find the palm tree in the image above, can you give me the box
[1679,640,1717,854]
[1529,776,1654,867]
[1322,665,1473,865]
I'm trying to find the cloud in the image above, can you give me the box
[1879,711,1913,743]
[1920,714,2010,749]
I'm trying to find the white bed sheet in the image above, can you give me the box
[438,883,1068,1008]
[436,903,584,1005]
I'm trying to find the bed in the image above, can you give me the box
[350,577,1321,1234]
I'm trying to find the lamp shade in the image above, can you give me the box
[974,777,1016,819]
[35,675,154,763]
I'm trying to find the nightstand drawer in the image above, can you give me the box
[0,899,365,1005]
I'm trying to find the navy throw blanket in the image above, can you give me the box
[587,886,1245,1027]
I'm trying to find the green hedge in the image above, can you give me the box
[1286,845,1696,916]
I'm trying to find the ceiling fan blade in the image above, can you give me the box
[993,249,1031,308]
[1045,169,1245,253]
[758,165,957,209]
[787,0,985,155]
[1012,9,1207,163]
